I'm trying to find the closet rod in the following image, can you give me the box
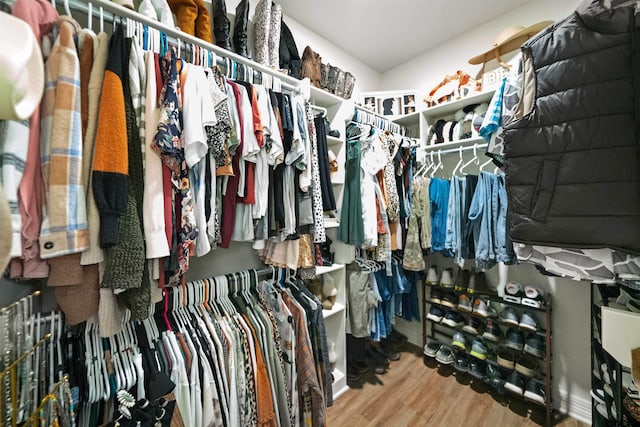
[66,0,305,94]
[424,141,488,156]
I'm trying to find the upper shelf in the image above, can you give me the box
[422,90,496,120]
[393,90,497,128]
[309,85,348,109]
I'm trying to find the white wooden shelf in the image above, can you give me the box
[316,263,345,275]
[324,219,340,229]
[421,90,496,120]
[322,302,345,319]
[327,135,344,147]
[310,86,346,108]
[393,109,422,127]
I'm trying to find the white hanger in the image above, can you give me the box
[459,143,480,175]
[87,2,92,32]
[479,154,494,172]
[63,0,72,18]
[99,6,104,33]
[451,146,464,176]
[430,150,444,178]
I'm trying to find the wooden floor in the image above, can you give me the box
[327,345,589,427]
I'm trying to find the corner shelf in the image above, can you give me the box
[316,263,345,275]
[323,302,345,319]
[421,90,496,120]
[310,85,347,109]
[327,135,344,147]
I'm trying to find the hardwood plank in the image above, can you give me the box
[327,345,589,427]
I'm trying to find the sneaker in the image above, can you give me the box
[485,363,506,393]
[497,348,517,370]
[470,338,489,360]
[524,379,546,405]
[425,265,439,286]
[429,288,444,305]
[462,316,484,335]
[523,285,545,308]
[590,388,606,406]
[440,290,458,308]
[426,306,445,323]
[454,352,469,373]
[524,334,545,358]
[515,354,539,377]
[435,345,455,365]
[469,359,486,379]
[499,307,519,326]
[423,339,440,358]
[454,268,471,292]
[452,332,467,350]
[505,328,525,351]
[519,311,539,331]
[473,298,498,317]
[483,320,504,342]
[504,282,525,304]
[505,371,525,395]
[457,293,473,312]
[467,270,495,294]
[439,268,455,289]
[442,311,465,328]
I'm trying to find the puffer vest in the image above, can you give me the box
[503,0,640,255]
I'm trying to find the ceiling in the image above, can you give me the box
[277,0,531,72]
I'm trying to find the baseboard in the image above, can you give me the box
[556,389,592,424]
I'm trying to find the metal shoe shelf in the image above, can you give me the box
[422,283,554,427]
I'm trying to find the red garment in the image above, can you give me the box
[9,0,58,279]
[219,81,244,248]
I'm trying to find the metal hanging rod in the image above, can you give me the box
[424,141,488,156]
[64,0,306,94]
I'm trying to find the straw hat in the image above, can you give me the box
[468,21,554,65]
[0,12,44,120]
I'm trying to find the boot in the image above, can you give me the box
[334,69,346,98]
[322,274,337,310]
[252,0,271,64]
[268,2,282,69]
[320,63,328,90]
[233,0,250,58]
[326,65,339,94]
[212,0,231,50]
[306,278,323,302]
[343,72,356,99]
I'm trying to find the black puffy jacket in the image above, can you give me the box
[503,0,640,255]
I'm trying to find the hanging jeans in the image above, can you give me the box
[461,174,478,260]
[493,173,516,264]
[445,176,466,265]
[429,177,450,252]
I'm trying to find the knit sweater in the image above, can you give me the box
[39,16,89,259]
[93,24,128,248]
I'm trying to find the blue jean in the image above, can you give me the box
[430,178,450,252]
[445,176,466,265]
[493,173,516,264]
[469,172,496,269]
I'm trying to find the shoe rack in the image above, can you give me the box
[591,283,640,426]
[308,85,355,401]
[422,270,554,427]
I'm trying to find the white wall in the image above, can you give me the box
[219,0,381,100]
[378,1,592,422]
[378,0,579,95]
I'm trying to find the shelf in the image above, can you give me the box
[393,110,422,127]
[310,85,346,108]
[423,136,488,153]
[424,284,549,312]
[323,302,345,319]
[316,263,345,275]
[324,219,340,229]
[327,135,344,147]
[421,90,496,120]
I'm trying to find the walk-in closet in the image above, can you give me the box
[1,0,639,425]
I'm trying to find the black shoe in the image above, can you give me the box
[454,353,470,373]
[440,290,458,308]
[380,339,400,361]
[454,268,471,292]
[468,269,495,295]
[462,316,484,335]
[485,363,506,394]
[524,379,546,405]
[483,320,504,342]
[367,346,390,367]
[505,328,525,351]
[442,311,465,328]
[469,359,486,379]
[347,362,363,382]
[505,371,525,395]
